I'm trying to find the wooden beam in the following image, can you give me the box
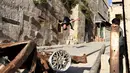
[0,41,36,73]
[110,24,119,73]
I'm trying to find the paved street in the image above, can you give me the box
[38,42,110,73]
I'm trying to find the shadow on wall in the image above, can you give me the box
[84,19,94,42]
[34,1,57,19]
[31,17,41,29]
[0,30,16,43]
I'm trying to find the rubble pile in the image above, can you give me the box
[0,40,87,73]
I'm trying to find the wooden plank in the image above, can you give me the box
[110,24,119,73]
[0,40,36,73]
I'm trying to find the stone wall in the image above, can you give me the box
[0,0,107,45]
[67,4,85,44]
[98,0,109,21]
[68,4,79,44]
[78,7,85,43]
[87,0,109,22]
[105,28,110,42]
[0,0,69,45]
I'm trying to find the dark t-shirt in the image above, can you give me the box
[62,17,71,26]
[119,27,125,58]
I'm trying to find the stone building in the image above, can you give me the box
[0,0,110,45]
[86,0,110,42]
[65,0,110,44]
[0,0,71,46]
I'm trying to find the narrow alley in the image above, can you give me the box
[0,0,130,73]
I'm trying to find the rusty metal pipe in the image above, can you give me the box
[110,25,119,73]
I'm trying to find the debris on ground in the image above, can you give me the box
[0,40,87,73]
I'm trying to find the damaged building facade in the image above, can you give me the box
[86,0,110,42]
[0,0,109,46]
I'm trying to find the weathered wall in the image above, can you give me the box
[87,0,109,22]
[109,4,124,36]
[124,0,130,64]
[112,0,122,2]
[86,0,109,42]
[0,0,70,45]
[98,0,109,21]
[68,4,79,44]
[105,28,111,42]
[67,4,85,44]
[78,7,85,43]
[0,0,109,45]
